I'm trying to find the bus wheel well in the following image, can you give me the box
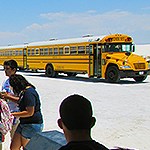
[106,64,119,71]
[45,63,53,70]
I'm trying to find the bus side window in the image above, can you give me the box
[16,50,19,56]
[19,50,23,56]
[10,51,12,56]
[70,46,77,54]
[28,49,31,56]
[7,50,9,56]
[59,47,63,55]
[86,46,89,54]
[36,48,39,55]
[64,46,70,55]
[5,50,8,56]
[13,50,16,56]
[44,48,48,55]
[54,47,58,55]
[78,46,85,54]
[39,48,43,55]
[31,49,34,56]
[49,48,53,55]
[101,45,105,52]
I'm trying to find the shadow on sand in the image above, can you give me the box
[0,69,148,84]
[18,70,149,85]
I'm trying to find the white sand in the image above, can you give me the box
[0,69,149,150]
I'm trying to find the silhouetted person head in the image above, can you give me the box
[59,94,95,130]
[58,94,96,143]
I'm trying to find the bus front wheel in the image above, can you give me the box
[105,66,120,83]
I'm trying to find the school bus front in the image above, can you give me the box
[100,34,149,82]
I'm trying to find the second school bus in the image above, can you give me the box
[0,33,149,83]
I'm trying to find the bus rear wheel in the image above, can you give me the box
[45,64,56,77]
[105,66,120,83]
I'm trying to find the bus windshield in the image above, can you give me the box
[103,43,133,53]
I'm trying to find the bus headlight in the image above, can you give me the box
[120,65,131,69]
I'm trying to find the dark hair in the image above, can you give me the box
[59,94,93,130]
[4,60,18,71]
[9,74,35,95]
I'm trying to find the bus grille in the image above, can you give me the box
[134,63,145,69]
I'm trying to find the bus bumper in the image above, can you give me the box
[119,70,149,78]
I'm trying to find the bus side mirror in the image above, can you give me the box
[133,45,135,52]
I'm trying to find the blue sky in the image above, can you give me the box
[0,0,150,45]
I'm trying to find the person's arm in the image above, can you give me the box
[12,106,34,118]
[1,92,19,102]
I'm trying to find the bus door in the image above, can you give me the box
[89,44,101,77]
[23,48,27,69]
[97,44,102,77]
[89,45,94,77]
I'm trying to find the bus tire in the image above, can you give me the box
[105,66,120,83]
[133,75,147,82]
[45,64,56,77]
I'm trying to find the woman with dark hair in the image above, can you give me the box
[8,74,43,150]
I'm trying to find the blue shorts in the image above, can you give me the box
[16,123,44,139]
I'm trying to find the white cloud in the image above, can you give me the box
[31,10,150,34]
[40,12,67,21]
[0,10,150,45]
[25,23,42,30]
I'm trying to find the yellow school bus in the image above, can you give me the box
[0,33,149,83]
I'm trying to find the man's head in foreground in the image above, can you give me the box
[58,94,96,141]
